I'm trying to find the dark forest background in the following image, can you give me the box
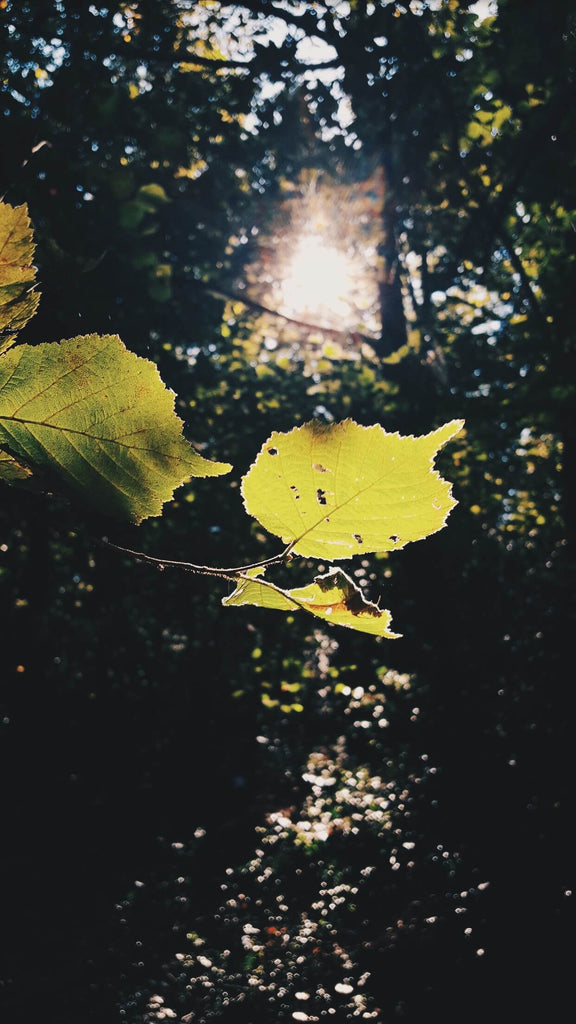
[1,1,575,1022]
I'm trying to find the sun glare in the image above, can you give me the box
[280,237,360,326]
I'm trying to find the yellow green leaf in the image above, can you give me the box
[0,202,40,354]
[223,567,400,638]
[0,333,231,521]
[0,449,33,482]
[241,418,463,559]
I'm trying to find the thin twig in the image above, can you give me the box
[101,537,292,580]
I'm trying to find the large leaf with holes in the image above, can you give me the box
[0,203,40,354]
[0,333,231,521]
[241,418,464,559]
[223,567,400,638]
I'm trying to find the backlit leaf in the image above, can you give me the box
[223,567,400,638]
[0,449,33,483]
[0,333,231,521]
[0,202,40,354]
[241,419,464,559]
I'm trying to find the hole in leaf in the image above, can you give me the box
[267,447,278,456]
[353,534,363,544]
[316,489,327,505]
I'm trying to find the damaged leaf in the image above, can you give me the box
[223,566,400,638]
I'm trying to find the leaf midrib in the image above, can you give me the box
[291,441,417,551]
[0,413,186,462]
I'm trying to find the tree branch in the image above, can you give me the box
[206,287,378,345]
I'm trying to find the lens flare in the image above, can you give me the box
[280,237,359,324]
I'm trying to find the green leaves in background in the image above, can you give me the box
[242,418,464,559]
[0,333,231,522]
[0,203,40,355]
[224,567,400,638]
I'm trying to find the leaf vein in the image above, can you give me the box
[0,415,187,464]
[8,339,116,417]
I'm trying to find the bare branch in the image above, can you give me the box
[207,287,378,345]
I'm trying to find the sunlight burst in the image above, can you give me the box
[280,237,360,325]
